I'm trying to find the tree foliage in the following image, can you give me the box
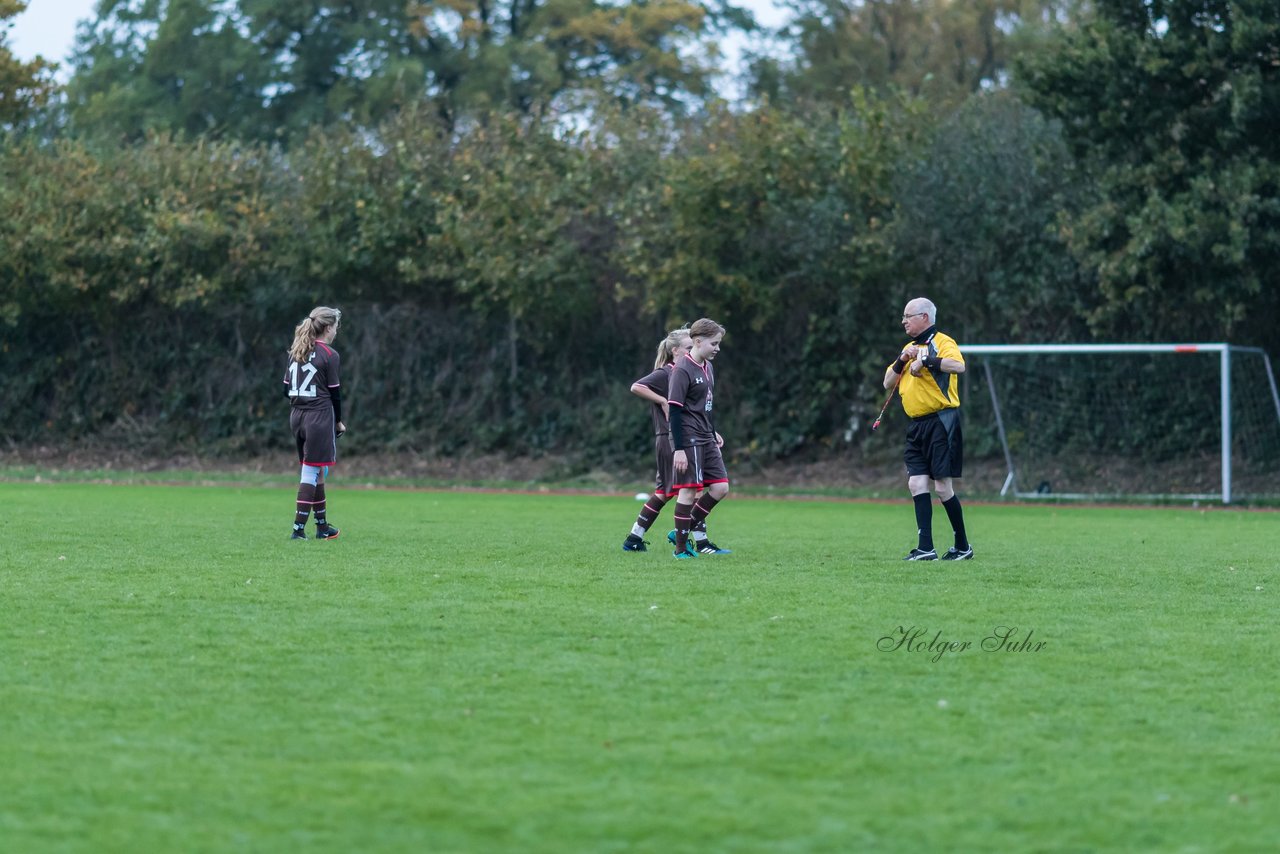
[0,0,58,127]
[11,0,1280,467]
[0,98,927,461]
[66,0,271,141]
[750,0,1090,107]
[406,0,716,119]
[613,93,927,455]
[889,91,1094,343]
[65,0,727,141]
[1016,0,1280,341]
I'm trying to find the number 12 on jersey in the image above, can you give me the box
[288,360,319,398]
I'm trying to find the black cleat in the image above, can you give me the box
[315,526,341,540]
[941,545,973,561]
[622,534,649,552]
[903,548,938,561]
[695,540,732,555]
[290,526,307,540]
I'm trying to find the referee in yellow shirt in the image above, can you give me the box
[883,297,973,561]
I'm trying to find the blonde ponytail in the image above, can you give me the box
[289,306,342,364]
[653,327,691,369]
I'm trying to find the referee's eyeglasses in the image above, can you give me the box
[902,312,927,321]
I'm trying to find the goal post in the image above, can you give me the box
[961,344,1280,504]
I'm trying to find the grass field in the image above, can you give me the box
[1,480,1277,852]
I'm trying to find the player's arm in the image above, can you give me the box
[323,349,346,435]
[630,383,666,406]
[669,403,688,471]
[329,385,345,435]
[668,369,690,471]
[633,370,670,417]
[633,384,668,419]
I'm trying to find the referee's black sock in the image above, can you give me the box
[913,492,934,551]
[942,495,969,551]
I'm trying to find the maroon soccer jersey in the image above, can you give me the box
[667,354,716,445]
[634,365,673,436]
[283,341,341,411]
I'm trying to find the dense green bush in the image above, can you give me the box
[3,82,1263,469]
[0,101,925,464]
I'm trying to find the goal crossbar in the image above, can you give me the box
[961,343,1280,504]
[964,343,1265,355]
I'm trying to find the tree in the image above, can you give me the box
[66,0,272,141]
[889,91,1093,343]
[65,0,733,141]
[240,0,433,133]
[610,94,927,455]
[1016,0,1280,342]
[404,0,718,121]
[0,0,58,127]
[748,0,1090,108]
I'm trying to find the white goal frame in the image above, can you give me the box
[964,343,1280,504]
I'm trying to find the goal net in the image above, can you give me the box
[961,344,1280,503]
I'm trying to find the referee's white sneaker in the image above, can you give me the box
[902,548,938,561]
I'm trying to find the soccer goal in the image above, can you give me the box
[962,344,1280,503]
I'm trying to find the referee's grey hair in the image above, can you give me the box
[910,298,937,324]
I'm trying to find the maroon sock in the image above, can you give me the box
[635,496,668,532]
[672,501,695,552]
[314,483,328,531]
[295,483,317,529]
[691,493,721,526]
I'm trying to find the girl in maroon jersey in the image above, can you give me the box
[282,306,345,540]
[667,318,731,558]
[621,328,692,551]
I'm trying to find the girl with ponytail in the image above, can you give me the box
[666,318,731,558]
[620,326,727,555]
[282,306,345,540]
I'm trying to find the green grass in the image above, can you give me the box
[1,482,1276,852]
[0,461,916,499]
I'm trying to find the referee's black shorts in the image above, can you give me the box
[904,409,963,479]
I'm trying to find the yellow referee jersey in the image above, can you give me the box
[891,331,964,419]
